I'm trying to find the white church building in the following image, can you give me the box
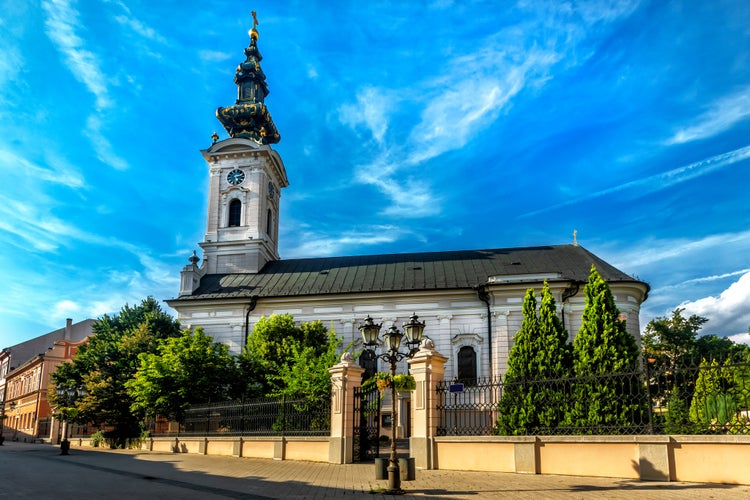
[167,18,649,383]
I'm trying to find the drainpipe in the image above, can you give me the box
[476,286,493,379]
[243,296,259,348]
[561,282,580,336]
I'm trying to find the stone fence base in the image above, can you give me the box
[430,434,750,485]
[68,436,330,463]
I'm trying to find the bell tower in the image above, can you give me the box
[195,12,288,276]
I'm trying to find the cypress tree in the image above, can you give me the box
[496,288,538,435]
[568,265,647,433]
[496,283,572,434]
[534,282,573,430]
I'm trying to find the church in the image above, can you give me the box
[167,17,649,383]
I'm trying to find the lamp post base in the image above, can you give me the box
[386,459,404,495]
[60,439,70,455]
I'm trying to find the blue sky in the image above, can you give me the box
[2,0,750,348]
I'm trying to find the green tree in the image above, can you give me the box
[126,328,238,422]
[689,358,736,432]
[51,297,181,445]
[643,308,707,369]
[239,314,337,399]
[496,283,572,435]
[664,390,693,434]
[568,265,647,433]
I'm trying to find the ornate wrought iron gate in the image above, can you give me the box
[353,385,381,462]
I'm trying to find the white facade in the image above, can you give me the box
[172,278,647,381]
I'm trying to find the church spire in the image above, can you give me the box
[216,11,281,144]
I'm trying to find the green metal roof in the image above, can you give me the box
[173,245,646,302]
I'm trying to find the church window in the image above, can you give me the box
[457,346,477,385]
[228,199,242,227]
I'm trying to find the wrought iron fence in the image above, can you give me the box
[146,395,331,437]
[437,358,750,436]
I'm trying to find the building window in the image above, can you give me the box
[457,346,477,385]
[359,349,377,382]
[266,208,273,237]
[228,199,242,227]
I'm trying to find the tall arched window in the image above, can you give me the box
[457,346,477,385]
[266,208,273,237]
[228,199,242,227]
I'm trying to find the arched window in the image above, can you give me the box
[228,199,242,227]
[359,349,377,382]
[266,208,273,237]
[457,346,477,385]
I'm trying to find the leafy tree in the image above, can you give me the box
[496,283,572,435]
[643,308,707,369]
[568,265,647,433]
[51,297,181,445]
[126,328,238,422]
[239,314,337,399]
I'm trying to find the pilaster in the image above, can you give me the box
[407,339,448,470]
[328,352,364,464]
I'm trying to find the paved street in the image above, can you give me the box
[0,441,748,499]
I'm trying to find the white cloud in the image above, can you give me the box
[199,50,231,62]
[42,0,111,110]
[667,86,750,145]
[678,272,750,337]
[284,225,408,258]
[0,148,85,188]
[614,229,750,270]
[113,14,167,45]
[338,4,639,220]
[85,115,129,170]
[338,87,392,144]
[52,299,81,318]
[520,144,750,218]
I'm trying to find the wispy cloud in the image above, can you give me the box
[610,228,750,270]
[42,0,111,110]
[520,145,750,218]
[338,4,639,220]
[0,44,23,106]
[86,116,129,170]
[284,225,412,258]
[0,148,85,188]
[667,86,750,145]
[199,50,231,62]
[338,87,392,144]
[42,0,130,170]
[113,14,167,45]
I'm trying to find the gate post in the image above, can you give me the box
[407,338,448,470]
[328,352,364,464]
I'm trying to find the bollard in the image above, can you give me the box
[399,457,416,481]
[375,458,388,480]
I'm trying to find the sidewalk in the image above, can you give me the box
[1,441,748,499]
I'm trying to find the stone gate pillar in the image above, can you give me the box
[408,338,448,470]
[328,352,364,464]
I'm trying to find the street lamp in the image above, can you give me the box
[359,313,425,495]
[56,385,87,456]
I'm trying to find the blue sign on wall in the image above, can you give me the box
[449,383,465,393]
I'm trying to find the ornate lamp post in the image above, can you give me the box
[56,385,87,456]
[359,313,425,495]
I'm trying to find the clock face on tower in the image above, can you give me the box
[227,169,245,186]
